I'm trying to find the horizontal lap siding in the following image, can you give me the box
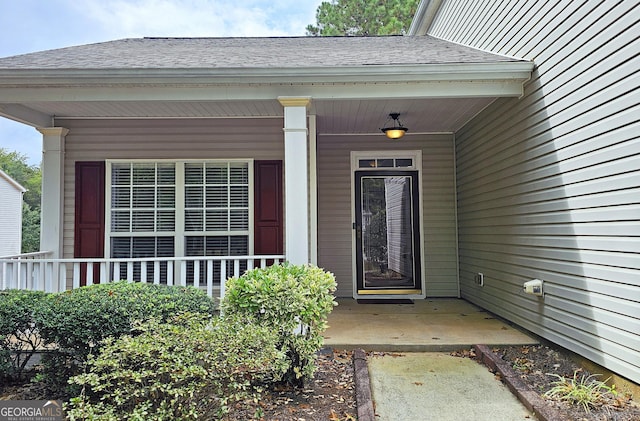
[0,179,22,256]
[59,118,284,262]
[430,1,640,382]
[316,134,458,298]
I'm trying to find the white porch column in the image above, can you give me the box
[38,127,68,258]
[278,97,311,265]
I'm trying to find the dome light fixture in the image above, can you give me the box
[380,113,408,140]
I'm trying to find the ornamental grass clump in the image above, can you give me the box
[221,263,337,384]
[545,371,617,412]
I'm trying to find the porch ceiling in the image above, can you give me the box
[2,97,494,135]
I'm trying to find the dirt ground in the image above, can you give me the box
[225,348,357,420]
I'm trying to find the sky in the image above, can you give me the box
[0,0,322,166]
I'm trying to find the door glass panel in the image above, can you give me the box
[357,172,419,292]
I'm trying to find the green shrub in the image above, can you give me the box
[221,263,337,383]
[0,289,49,381]
[66,313,287,420]
[35,281,216,357]
[33,281,216,395]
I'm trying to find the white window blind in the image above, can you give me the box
[184,162,249,233]
[107,161,251,282]
[111,162,176,233]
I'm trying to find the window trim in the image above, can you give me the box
[105,159,254,259]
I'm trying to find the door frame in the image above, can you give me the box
[350,151,426,299]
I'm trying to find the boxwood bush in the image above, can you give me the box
[220,263,337,384]
[67,313,287,420]
[33,281,216,395]
[35,281,216,357]
[0,289,49,381]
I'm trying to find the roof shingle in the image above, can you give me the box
[0,36,522,69]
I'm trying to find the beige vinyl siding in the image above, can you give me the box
[317,134,458,298]
[429,1,640,382]
[59,118,285,262]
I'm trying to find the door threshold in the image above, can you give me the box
[357,298,414,304]
[357,289,422,295]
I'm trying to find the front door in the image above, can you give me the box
[354,170,422,296]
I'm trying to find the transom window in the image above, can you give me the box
[358,158,414,169]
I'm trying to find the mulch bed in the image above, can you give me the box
[471,344,640,421]
[224,348,357,420]
[3,345,639,421]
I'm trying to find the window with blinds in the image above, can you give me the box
[183,162,250,279]
[111,162,176,234]
[183,162,249,234]
[107,161,251,283]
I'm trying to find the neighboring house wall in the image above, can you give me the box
[385,177,413,278]
[59,118,285,263]
[0,170,25,256]
[317,134,458,298]
[428,1,639,382]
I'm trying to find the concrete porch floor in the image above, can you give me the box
[323,298,538,351]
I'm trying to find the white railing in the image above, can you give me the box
[0,253,285,299]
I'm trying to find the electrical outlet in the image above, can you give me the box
[474,272,484,287]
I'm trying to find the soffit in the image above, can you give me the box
[20,97,493,134]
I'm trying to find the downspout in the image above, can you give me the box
[408,0,444,36]
[453,132,461,298]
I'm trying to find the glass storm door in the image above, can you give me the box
[354,170,422,295]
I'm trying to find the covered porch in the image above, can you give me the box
[324,298,538,351]
[0,36,533,301]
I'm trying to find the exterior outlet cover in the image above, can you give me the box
[475,272,484,286]
[523,279,544,296]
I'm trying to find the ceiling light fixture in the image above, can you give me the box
[380,113,408,140]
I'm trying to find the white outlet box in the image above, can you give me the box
[523,279,543,296]
[474,273,484,286]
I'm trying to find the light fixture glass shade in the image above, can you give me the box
[383,127,407,139]
[381,113,408,139]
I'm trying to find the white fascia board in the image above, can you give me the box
[0,78,529,104]
[0,61,534,87]
[0,62,533,104]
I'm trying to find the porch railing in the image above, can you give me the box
[0,253,285,299]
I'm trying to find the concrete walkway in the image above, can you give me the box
[323,299,540,420]
[368,352,535,420]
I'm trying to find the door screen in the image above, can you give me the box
[354,170,421,294]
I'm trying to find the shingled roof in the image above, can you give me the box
[0,36,523,69]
